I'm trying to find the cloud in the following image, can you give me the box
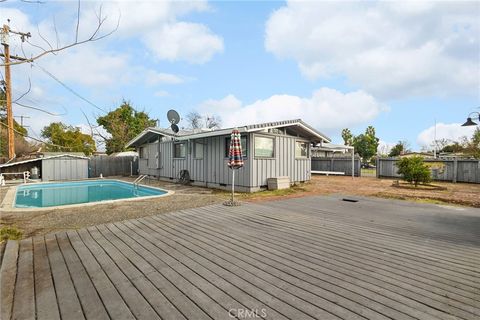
[265,1,479,98]
[417,123,476,147]
[198,88,385,133]
[377,140,396,155]
[145,71,185,85]
[154,90,170,97]
[80,1,223,64]
[143,22,223,64]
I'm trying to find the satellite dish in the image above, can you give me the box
[167,109,180,125]
[171,123,179,134]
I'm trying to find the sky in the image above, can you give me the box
[1,0,479,152]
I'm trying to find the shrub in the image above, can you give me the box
[0,226,23,241]
[396,156,432,187]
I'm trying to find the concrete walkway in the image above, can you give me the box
[1,195,479,320]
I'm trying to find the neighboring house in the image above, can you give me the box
[126,119,331,192]
[399,152,434,158]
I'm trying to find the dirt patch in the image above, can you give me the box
[242,175,480,208]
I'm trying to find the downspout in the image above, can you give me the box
[352,146,355,179]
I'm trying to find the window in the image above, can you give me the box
[254,136,274,158]
[139,147,146,159]
[225,136,248,157]
[295,141,309,158]
[174,143,186,158]
[194,142,204,159]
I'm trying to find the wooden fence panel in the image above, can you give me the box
[311,157,361,177]
[377,158,480,183]
[88,156,138,178]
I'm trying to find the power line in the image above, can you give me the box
[32,63,106,113]
[0,120,74,150]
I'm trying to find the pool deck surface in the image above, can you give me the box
[1,195,479,320]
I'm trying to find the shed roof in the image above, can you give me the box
[126,119,331,148]
[0,154,89,169]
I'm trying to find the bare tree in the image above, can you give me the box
[205,115,221,129]
[0,0,119,67]
[185,111,202,129]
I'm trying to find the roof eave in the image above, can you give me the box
[126,128,175,148]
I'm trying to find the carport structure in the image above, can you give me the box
[1,196,479,320]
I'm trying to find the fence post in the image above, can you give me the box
[452,157,457,183]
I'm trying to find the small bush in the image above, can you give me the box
[0,226,23,241]
[396,156,432,187]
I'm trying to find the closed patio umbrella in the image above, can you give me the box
[225,128,244,206]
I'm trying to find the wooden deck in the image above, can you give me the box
[1,195,479,320]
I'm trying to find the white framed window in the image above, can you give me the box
[174,143,186,158]
[195,142,204,159]
[139,147,146,159]
[295,141,309,158]
[254,136,274,158]
[225,136,248,157]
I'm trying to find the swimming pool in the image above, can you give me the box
[14,180,168,208]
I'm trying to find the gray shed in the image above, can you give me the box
[0,154,89,181]
[126,119,331,192]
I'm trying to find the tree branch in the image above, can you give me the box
[0,2,120,67]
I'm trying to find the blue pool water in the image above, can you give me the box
[15,180,167,208]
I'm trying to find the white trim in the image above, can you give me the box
[126,128,175,148]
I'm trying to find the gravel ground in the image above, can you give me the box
[0,177,227,238]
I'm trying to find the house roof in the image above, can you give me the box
[126,119,331,148]
[312,143,354,152]
[0,154,89,169]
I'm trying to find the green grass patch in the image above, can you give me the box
[361,168,376,176]
[238,184,309,199]
[0,226,23,241]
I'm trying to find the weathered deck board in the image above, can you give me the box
[55,232,110,320]
[151,210,448,320]
[180,206,479,319]
[11,239,35,320]
[0,240,19,320]
[1,195,479,320]
[32,236,60,320]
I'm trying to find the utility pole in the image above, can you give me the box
[14,115,30,127]
[1,23,31,160]
[1,24,14,159]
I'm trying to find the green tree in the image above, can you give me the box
[341,128,354,146]
[97,101,156,154]
[464,127,480,158]
[353,126,379,162]
[41,122,96,155]
[396,156,432,187]
[389,140,410,157]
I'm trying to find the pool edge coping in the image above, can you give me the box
[1,179,175,212]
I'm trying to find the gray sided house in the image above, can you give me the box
[126,119,331,192]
